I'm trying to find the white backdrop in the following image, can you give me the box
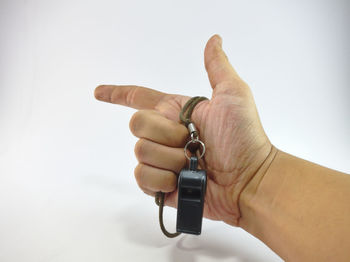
[0,0,349,261]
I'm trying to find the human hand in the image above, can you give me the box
[94,35,274,226]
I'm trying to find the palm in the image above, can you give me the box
[155,84,270,225]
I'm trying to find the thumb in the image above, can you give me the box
[204,35,242,92]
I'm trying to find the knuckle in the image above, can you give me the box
[129,110,145,136]
[110,86,123,104]
[134,139,146,160]
[134,163,145,186]
[125,86,138,107]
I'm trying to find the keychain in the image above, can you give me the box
[155,96,208,238]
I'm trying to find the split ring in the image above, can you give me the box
[184,139,206,160]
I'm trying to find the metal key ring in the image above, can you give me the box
[184,139,206,160]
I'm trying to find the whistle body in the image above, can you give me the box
[176,163,207,235]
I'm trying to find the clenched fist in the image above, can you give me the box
[94,35,275,226]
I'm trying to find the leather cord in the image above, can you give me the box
[155,96,208,238]
[179,96,208,126]
[154,192,181,238]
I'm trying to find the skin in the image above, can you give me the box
[94,35,350,261]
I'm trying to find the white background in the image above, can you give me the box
[0,0,349,261]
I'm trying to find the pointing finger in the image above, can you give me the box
[94,85,168,110]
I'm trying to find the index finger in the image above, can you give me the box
[94,85,168,110]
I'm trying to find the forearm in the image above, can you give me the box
[239,147,350,262]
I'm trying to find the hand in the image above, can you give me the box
[94,35,273,226]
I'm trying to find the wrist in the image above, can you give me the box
[221,142,277,227]
[236,147,350,261]
[237,145,279,229]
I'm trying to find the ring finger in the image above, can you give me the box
[134,163,177,193]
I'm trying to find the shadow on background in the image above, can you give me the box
[84,174,276,261]
[116,202,268,262]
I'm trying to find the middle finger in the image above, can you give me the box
[134,138,187,173]
[129,110,188,147]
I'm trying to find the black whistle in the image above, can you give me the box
[176,156,207,235]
